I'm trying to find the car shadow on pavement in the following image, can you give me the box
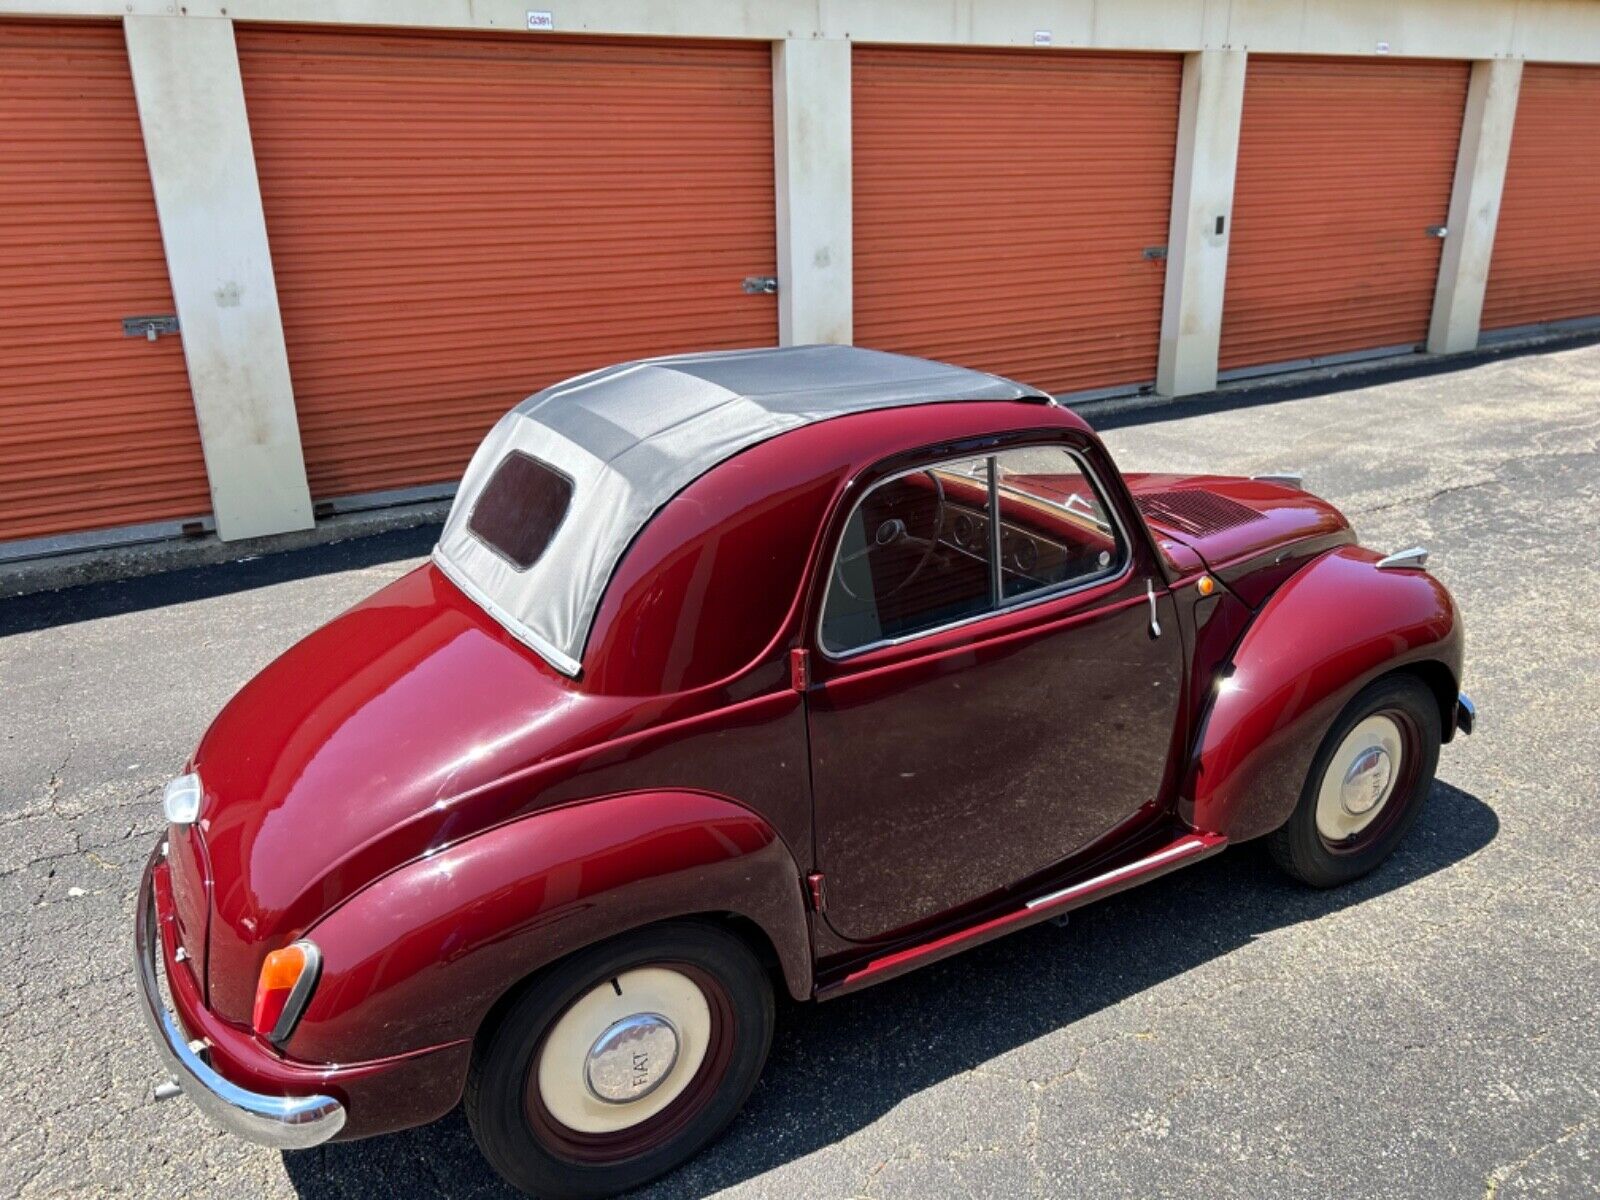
[281,779,1496,1200]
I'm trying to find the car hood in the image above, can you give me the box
[1122,473,1356,606]
[192,562,640,1021]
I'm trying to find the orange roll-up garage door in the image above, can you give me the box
[1220,56,1468,373]
[854,48,1180,397]
[236,28,778,502]
[1481,64,1600,334]
[0,21,210,545]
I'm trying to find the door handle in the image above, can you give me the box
[1146,579,1163,639]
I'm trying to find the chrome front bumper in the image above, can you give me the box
[136,844,346,1149]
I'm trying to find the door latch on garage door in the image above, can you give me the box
[741,276,778,295]
[1425,225,1448,239]
[122,314,180,342]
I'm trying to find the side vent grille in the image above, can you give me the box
[1135,490,1265,537]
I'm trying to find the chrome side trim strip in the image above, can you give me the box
[1376,546,1429,571]
[1026,836,1212,911]
[135,845,346,1149]
[825,831,1226,998]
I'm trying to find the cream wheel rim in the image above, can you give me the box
[535,966,711,1134]
[1316,714,1405,843]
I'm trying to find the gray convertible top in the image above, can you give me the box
[433,345,1049,676]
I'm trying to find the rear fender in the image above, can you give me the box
[1182,547,1462,841]
[287,790,811,1064]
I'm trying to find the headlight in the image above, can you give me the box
[162,773,202,826]
[252,940,323,1043]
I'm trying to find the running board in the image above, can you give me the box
[817,832,1227,999]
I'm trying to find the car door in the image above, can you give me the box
[806,439,1185,943]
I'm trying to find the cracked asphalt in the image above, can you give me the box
[2,339,1597,1199]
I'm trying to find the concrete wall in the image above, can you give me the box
[773,38,853,347]
[6,1,1600,61]
[5,0,1600,545]
[1428,58,1524,354]
[122,15,313,541]
[1158,49,1247,397]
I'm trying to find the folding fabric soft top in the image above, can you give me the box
[433,345,1047,677]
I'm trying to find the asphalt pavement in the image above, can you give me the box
[1,340,1596,1198]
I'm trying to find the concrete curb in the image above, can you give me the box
[1074,323,1600,426]
[0,501,448,601]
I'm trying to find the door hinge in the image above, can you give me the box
[789,647,810,692]
[805,871,827,912]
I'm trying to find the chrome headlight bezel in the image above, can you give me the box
[162,773,202,826]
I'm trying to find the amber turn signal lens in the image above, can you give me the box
[251,941,318,1040]
[1197,575,1216,597]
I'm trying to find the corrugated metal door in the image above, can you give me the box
[0,21,210,545]
[1482,64,1600,333]
[236,28,777,501]
[854,48,1180,396]
[1220,56,1469,373]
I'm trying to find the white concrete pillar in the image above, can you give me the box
[1156,48,1247,398]
[772,38,853,346]
[124,16,313,542]
[1427,58,1523,355]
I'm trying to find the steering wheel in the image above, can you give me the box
[834,470,947,601]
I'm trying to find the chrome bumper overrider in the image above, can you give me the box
[1456,692,1476,736]
[136,844,346,1149]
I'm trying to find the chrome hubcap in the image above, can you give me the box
[1340,746,1393,816]
[1316,714,1406,844]
[584,1013,680,1104]
[535,966,711,1135]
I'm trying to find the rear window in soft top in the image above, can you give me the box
[467,451,573,570]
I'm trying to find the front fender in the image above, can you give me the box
[286,790,811,1065]
[1183,547,1463,841]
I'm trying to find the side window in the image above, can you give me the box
[821,455,993,654]
[993,447,1125,601]
[821,446,1126,655]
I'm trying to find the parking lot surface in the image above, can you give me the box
[1,341,1597,1199]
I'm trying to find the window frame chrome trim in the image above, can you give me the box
[985,455,1003,607]
[816,443,1134,662]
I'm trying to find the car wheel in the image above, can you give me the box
[1267,674,1441,888]
[465,922,774,1199]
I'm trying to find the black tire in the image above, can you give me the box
[465,922,774,1199]
[1267,674,1441,888]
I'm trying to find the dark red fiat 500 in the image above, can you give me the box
[136,346,1472,1197]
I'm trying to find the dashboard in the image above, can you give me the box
[940,500,1077,586]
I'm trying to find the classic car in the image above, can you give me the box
[136,345,1473,1198]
